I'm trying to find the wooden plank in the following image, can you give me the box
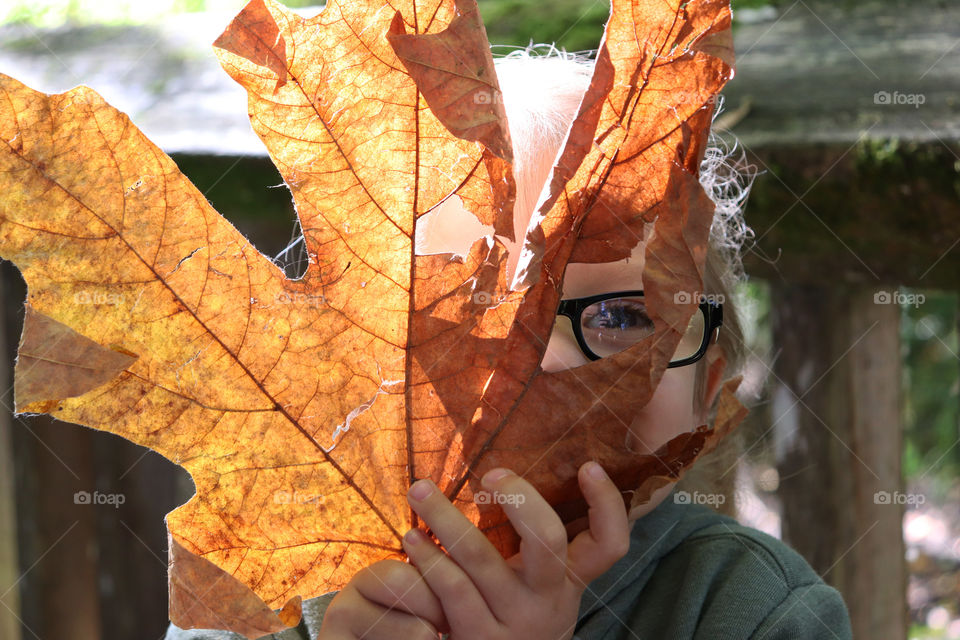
[30,418,103,640]
[92,436,187,639]
[1,265,102,640]
[737,142,960,290]
[0,274,21,640]
[720,0,960,146]
[769,283,906,639]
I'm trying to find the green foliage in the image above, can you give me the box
[731,0,783,7]
[909,623,956,639]
[2,0,785,35]
[735,279,772,359]
[477,0,608,52]
[477,0,781,52]
[1,0,319,27]
[901,289,960,482]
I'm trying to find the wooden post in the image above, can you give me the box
[2,264,102,640]
[0,274,21,640]
[770,283,906,639]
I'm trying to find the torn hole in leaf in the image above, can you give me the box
[415,194,499,259]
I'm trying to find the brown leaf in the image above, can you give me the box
[388,0,514,165]
[214,0,289,92]
[14,305,138,407]
[0,0,744,636]
[168,536,303,637]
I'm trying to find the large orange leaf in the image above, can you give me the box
[0,0,745,636]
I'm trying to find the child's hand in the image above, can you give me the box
[401,461,630,640]
[317,556,449,639]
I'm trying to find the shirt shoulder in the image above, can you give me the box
[656,520,854,639]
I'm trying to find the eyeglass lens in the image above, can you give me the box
[580,296,705,362]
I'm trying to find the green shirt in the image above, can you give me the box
[165,488,853,639]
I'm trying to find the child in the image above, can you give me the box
[166,48,853,640]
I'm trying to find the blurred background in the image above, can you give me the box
[0,0,957,638]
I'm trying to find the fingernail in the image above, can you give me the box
[408,479,433,501]
[482,468,511,487]
[587,461,607,481]
[403,528,424,546]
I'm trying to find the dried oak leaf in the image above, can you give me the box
[0,0,745,636]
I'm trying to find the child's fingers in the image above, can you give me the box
[402,528,499,637]
[352,606,439,640]
[566,461,631,586]
[352,558,448,632]
[321,586,440,640]
[405,478,521,612]
[480,468,569,592]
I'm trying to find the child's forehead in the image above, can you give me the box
[560,245,645,298]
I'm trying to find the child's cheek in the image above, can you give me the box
[540,317,590,372]
[625,367,698,455]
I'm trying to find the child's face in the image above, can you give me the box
[540,244,718,523]
[417,179,720,525]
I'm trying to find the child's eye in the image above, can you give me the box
[582,298,653,331]
[579,297,656,358]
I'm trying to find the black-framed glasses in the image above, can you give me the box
[555,290,723,368]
